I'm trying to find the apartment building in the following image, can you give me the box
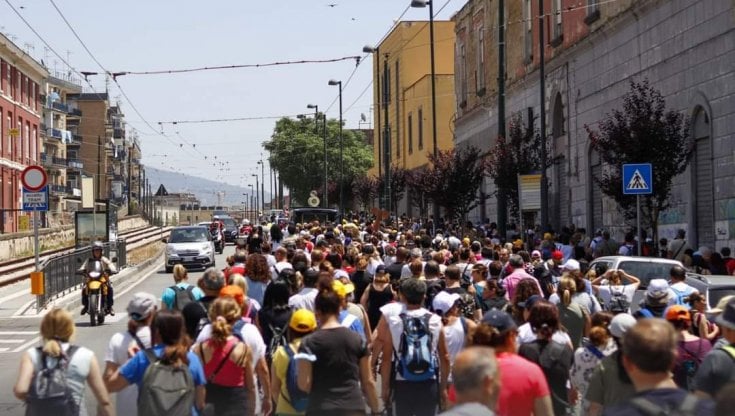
[453,0,735,250]
[368,20,455,215]
[0,34,48,233]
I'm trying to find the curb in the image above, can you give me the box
[40,246,165,314]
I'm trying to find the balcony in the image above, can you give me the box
[46,128,74,143]
[50,101,69,113]
[67,108,82,117]
[49,184,71,195]
[113,128,124,139]
[67,134,83,146]
[67,159,83,170]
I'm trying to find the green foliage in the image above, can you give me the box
[352,175,379,210]
[422,146,486,222]
[264,117,373,205]
[586,79,692,236]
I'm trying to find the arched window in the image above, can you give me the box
[692,106,714,249]
[551,93,567,230]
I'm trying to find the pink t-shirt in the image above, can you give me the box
[496,352,550,416]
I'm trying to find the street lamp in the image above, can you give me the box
[363,45,391,214]
[257,159,265,212]
[328,79,344,218]
[362,45,382,188]
[307,103,329,209]
[251,174,259,220]
[246,186,254,222]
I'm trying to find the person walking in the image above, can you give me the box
[296,277,381,416]
[245,253,271,306]
[664,305,711,391]
[182,267,225,340]
[14,308,113,416]
[104,292,157,416]
[162,264,204,311]
[437,347,499,416]
[271,309,317,416]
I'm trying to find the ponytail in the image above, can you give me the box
[208,297,241,346]
[562,289,571,307]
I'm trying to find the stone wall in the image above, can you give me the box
[0,226,75,262]
[118,215,148,233]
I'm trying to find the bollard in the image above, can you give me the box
[30,271,44,295]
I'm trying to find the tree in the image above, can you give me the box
[377,166,408,214]
[406,167,431,219]
[585,79,692,245]
[264,117,373,205]
[352,175,379,210]
[423,146,486,223]
[485,114,544,223]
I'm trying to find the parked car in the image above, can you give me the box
[163,226,215,273]
[589,256,683,312]
[685,274,735,310]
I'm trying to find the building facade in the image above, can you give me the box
[453,0,735,250]
[368,20,456,216]
[0,34,48,233]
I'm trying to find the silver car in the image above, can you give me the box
[164,226,215,273]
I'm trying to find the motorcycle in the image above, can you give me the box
[211,229,225,254]
[85,260,114,327]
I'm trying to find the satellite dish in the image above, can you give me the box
[360,113,366,122]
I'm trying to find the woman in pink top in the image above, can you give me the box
[472,309,554,416]
[193,297,256,416]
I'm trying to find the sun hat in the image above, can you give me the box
[716,298,735,330]
[220,284,245,306]
[646,279,670,299]
[551,251,564,261]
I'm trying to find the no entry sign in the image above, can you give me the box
[21,165,47,192]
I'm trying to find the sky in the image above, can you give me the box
[1,0,465,193]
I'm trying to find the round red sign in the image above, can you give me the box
[21,165,48,192]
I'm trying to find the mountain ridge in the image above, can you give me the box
[145,167,269,206]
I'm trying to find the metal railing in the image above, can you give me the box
[37,239,127,312]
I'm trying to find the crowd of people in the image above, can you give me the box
[12,217,735,416]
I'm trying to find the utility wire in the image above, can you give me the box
[114,56,362,76]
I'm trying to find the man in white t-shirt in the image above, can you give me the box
[104,292,156,416]
[667,265,698,308]
[289,268,319,312]
[271,246,293,281]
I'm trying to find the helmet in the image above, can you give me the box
[243,219,250,225]
[91,241,104,250]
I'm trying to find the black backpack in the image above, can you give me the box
[267,324,288,364]
[425,279,446,311]
[630,393,700,416]
[606,286,631,314]
[26,346,80,416]
[171,285,196,311]
[138,349,195,416]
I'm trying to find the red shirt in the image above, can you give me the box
[496,352,550,416]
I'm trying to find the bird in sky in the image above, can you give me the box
[327,3,338,7]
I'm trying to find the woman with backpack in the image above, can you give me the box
[271,308,317,415]
[518,300,574,416]
[193,297,257,416]
[296,276,381,416]
[14,308,113,416]
[549,276,590,350]
[689,293,721,343]
[591,269,640,314]
[106,309,206,416]
[245,253,270,306]
[569,311,616,415]
[257,281,293,365]
[665,305,712,391]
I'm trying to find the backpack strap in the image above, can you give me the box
[639,308,654,318]
[341,313,357,328]
[143,348,159,365]
[719,344,735,361]
[205,339,239,383]
[629,397,666,416]
[129,330,147,351]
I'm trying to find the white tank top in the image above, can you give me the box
[443,317,466,382]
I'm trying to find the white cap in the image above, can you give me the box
[609,313,637,338]
[432,291,461,315]
[562,259,580,271]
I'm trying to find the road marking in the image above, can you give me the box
[0,288,32,305]
[0,347,9,352]
[0,339,26,343]
[0,331,38,335]
[12,336,40,352]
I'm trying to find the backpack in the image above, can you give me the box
[282,344,309,412]
[455,290,477,320]
[25,346,80,416]
[194,302,211,340]
[606,286,631,314]
[138,349,195,416]
[678,341,705,391]
[670,286,694,308]
[630,393,700,416]
[425,279,446,311]
[638,308,655,318]
[267,323,288,363]
[170,285,196,311]
[394,312,437,382]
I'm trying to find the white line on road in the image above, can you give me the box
[0,331,38,335]
[0,347,8,352]
[12,336,40,352]
[0,288,32,306]
[0,339,26,343]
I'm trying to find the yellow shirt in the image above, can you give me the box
[273,338,304,416]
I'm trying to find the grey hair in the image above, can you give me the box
[452,347,498,393]
[509,254,524,268]
[201,267,225,292]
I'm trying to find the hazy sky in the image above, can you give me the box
[1,0,463,192]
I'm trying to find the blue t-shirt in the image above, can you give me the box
[161,283,205,310]
[339,310,366,341]
[120,344,206,415]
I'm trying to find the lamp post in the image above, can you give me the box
[257,159,265,212]
[411,0,439,223]
[247,185,253,222]
[328,79,344,218]
[362,45,382,198]
[538,0,549,231]
[251,174,259,221]
[364,45,391,215]
[307,103,329,209]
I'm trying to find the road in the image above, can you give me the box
[0,244,238,415]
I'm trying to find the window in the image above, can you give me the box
[418,107,424,150]
[24,121,30,160]
[382,61,391,107]
[0,60,4,92]
[552,0,562,41]
[460,44,467,103]
[524,0,533,61]
[395,59,400,158]
[31,126,37,160]
[585,0,600,24]
[408,112,413,154]
[476,26,485,92]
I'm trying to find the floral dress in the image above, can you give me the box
[570,338,617,412]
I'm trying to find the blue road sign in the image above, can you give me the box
[22,186,49,211]
[622,163,653,195]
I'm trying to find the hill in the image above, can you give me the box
[145,167,269,206]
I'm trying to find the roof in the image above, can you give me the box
[155,184,169,196]
[68,92,109,101]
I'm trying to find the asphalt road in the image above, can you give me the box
[0,244,238,415]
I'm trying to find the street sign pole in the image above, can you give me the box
[637,195,641,256]
[622,163,653,256]
[34,210,39,270]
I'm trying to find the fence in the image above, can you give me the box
[36,239,127,312]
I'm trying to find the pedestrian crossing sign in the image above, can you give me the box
[622,163,653,195]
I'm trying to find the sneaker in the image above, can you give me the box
[107,307,115,316]
[80,306,88,315]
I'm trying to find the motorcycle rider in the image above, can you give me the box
[79,241,117,316]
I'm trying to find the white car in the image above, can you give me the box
[164,226,215,273]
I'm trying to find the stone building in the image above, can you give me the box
[453,0,735,250]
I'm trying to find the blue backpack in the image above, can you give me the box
[394,313,437,382]
[283,344,309,412]
[671,286,694,309]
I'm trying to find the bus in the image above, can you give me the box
[291,207,338,224]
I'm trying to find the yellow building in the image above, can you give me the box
[367,20,455,216]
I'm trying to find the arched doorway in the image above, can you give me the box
[551,92,567,232]
[691,106,714,249]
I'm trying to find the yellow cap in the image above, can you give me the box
[332,280,347,298]
[290,308,317,332]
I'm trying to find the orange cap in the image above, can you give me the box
[219,285,244,306]
[665,305,691,322]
